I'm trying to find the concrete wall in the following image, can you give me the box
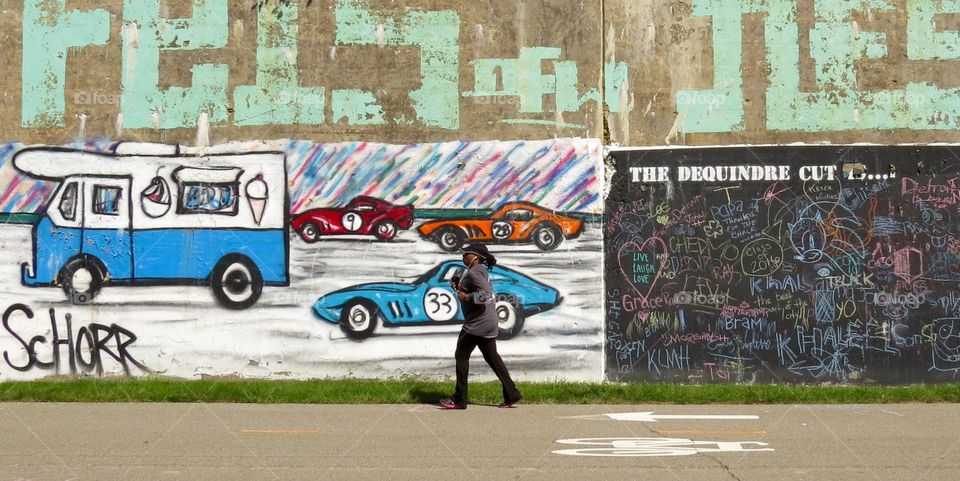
[1,1,958,383]
[605,0,960,145]
[3,0,604,144]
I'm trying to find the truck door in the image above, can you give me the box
[81,177,133,280]
[31,180,84,282]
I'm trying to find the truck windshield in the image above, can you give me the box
[58,183,78,221]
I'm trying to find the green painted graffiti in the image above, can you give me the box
[234,1,325,126]
[674,0,745,133]
[680,0,960,133]
[121,0,229,129]
[332,90,385,125]
[22,0,110,128]
[907,0,960,60]
[465,47,631,127]
[335,0,460,129]
[21,0,456,130]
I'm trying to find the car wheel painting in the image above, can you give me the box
[437,227,465,252]
[374,221,398,241]
[340,300,379,339]
[60,258,103,305]
[300,222,320,242]
[533,223,563,251]
[211,255,264,310]
[495,295,525,340]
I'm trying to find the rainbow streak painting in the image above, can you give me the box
[0,138,602,216]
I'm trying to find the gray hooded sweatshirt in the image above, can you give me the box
[458,263,499,338]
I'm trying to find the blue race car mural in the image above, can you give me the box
[313,261,562,340]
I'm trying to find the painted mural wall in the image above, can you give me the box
[0,138,604,381]
[606,146,960,383]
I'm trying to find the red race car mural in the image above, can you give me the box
[417,201,584,252]
[292,196,415,242]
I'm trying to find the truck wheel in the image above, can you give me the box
[211,255,263,310]
[60,258,103,305]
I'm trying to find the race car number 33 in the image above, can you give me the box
[424,287,457,321]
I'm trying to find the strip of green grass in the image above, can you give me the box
[0,378,958,404]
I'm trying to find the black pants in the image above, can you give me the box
[452,330,521,405]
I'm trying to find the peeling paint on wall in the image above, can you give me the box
[676,0,960,134]
[22,0,111,128]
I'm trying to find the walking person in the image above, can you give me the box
[439,243,522,410]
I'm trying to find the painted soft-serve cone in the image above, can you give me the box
[245,174,268,225]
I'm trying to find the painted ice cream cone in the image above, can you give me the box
[245,174,268,225]
[249,199,266,224]
[141,175,171,218]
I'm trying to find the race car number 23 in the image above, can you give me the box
[492,221,513,239]
[425,287,457,321]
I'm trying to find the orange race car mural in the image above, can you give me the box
[417,201,584,252]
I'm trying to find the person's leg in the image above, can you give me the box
[476,337,521,404]
[452,330,479,405]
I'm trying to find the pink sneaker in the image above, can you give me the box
[439,399,466,410]
[498,395,522,408]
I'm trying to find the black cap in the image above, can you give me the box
[462,243,497,267]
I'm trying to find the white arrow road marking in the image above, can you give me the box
[561,412,760,422]
[607,412,760,422]
[552,438,774,457]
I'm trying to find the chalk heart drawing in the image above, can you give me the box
[617,237,668,302]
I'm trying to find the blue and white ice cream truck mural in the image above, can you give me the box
[13,142,289,309]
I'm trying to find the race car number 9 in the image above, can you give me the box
[492,221,513,239]
[342,212,362,231]
[425,287,457,321]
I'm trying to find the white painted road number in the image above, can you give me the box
[552,438,774,457]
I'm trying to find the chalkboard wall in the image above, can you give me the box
[605,146,960,383]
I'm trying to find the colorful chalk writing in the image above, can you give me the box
[606,146,960,383]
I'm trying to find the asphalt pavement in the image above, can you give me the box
[1,402,957,481]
